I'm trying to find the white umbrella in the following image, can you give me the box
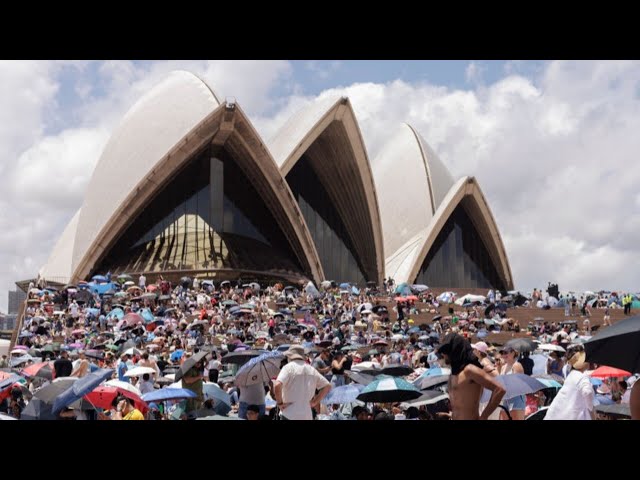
[546,296,559,307]
[123,366,156,377]
[437,292,455,303]
[454,294,486,306]
[123,347,141,356]
[104,379,142,396]
[538,344,565,353]
[350,361,381,372]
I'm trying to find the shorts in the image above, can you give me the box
[506,395,526,411]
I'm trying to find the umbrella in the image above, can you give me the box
[356,375,421,403]
[504,338,537,354]
[123,347,142,357]
[537,344,566,353]
[141,388,196,403]
[124,366,156,378]
[344,371,376,386]
[202,382,232,407]
[51,368,115,414]
[590,366,631,379]
[92,275,108,283]
[221,350,262,366]
[170,349,185,362]
[106,308,125,320]
[235,351,284,387]
[411,284,429,293]
[534,378,563,389]
[174,350,209,381]
[532,373,564,384]
[21,361,55,381]
[86,386,148,413]
[104,379,142,396]
[413,374,450,391]
[139,309,155,323]
[321,384,365,405]
[0,374,24,392]
[378,365,414,377]
[400,391,449,408]
[480,373,547,402]
[584,314,640,373]
[432,315,442,322]
[196,415,244,420]
[594,403,631,418]
[21,397,58,420]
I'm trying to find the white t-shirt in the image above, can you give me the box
[276,360,330,420]
[544,370,594,420]
[139,275,146,288]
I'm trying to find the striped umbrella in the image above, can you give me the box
[235,351,284,387]
[356,375,422,403]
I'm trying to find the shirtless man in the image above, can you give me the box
[437,333,505,420]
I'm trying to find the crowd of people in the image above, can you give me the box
[1,275,638,421]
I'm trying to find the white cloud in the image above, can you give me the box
[465,61,486,84]
[2,60,640,312]
[257,61,640,295]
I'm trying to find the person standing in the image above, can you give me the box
[544,348,595,420]
[436,333,505,420]
[138,273,147,290]
[273,345,331,420]
[54,350,73,378]
[498,346,525,420]
[603,306,611,327]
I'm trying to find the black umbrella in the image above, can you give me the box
[380,365,414,377]
[175,350,209,381]
[221,350,262,366]
[484,304,496,317]
[584,314,640,373]
[432,315,442,322]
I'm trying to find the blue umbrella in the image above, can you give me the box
[536,378,562,389]
[86,308,101,318]
[480,373,547,402]
[407,326,420,334]
[92,275,108,283]
[203,382,232,407]
[107,308,124,320]
[140,308,154,323]
[142,388,197,403]
[357,375,421,403]
[339,283,350,290]
[321,384,365,405]
[52,368,114,414]
[170,349,184,362]
[235,351,284,387]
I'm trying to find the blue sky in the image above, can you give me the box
[1,60,639,313]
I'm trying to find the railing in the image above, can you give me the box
[9,298,28,350]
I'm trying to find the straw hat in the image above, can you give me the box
[567,350,587,370]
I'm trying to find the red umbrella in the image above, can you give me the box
[85,386,148,414]
[21,361,55,380]
[405,295,419,302]
[396,297,407,302]
[590,366,632,379]
[146,285,159,292]
[118,313,144,329]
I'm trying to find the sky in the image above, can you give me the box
[1,59,639,312]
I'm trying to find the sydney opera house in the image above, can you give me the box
[38,71,513,291]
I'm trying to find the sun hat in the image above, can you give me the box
[283,345,306,361]
[471,341,489,355]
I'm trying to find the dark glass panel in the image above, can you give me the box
[414,204,505,291]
